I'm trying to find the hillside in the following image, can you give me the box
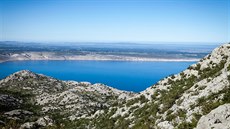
[0,70,135,128]
[0,43,229,129]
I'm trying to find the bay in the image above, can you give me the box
[0,60,195,92]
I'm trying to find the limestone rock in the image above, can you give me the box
[196,104,230,129]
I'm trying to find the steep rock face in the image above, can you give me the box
[0,43,229,129]
[196,104,230,129]
[151,43,230,129]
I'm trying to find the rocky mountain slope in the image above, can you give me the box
[0,43,229,129]
[0,70,135,128]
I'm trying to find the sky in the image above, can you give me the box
[0,0,229,43]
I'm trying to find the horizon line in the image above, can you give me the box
[0,40,226,44]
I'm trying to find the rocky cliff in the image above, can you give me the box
[0,43,229,129]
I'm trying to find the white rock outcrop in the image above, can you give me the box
[196,104,230,129]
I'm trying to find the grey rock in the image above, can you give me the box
[196,104,230,129]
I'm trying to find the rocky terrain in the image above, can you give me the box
[0,70,135,128]
[0,43,229,129]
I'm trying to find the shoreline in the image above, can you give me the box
[0,52,201,63]
[0,58,199,63]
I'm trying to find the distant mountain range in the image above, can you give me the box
[0,43,229,129]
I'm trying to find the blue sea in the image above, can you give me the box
[0,61,195,92]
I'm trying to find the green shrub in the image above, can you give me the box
[192,113,202,120]
[223,87,230,103]
[177,119,197,129]
[176,109,187,118]
[202,101,221,115]
[195,64,201,70]
[197,85,206,90]
[171,75,175,79]
[166,113,177,121]
[227,64,230,71]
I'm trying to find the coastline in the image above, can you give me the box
[0,57,199,63]
[0,52,200,63]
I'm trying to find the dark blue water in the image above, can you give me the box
[0,61,195,92]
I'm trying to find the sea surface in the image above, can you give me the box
[0,60,195,92]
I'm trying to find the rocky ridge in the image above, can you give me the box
[0,70,135,128]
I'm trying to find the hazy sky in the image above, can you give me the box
[0,0,229,43]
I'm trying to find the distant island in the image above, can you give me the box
[0,41,219,63]
[0,51,201,63]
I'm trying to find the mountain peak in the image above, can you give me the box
[14,70,36,76]
[0,70,46,84]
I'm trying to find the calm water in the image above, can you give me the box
[0,61,195,92]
